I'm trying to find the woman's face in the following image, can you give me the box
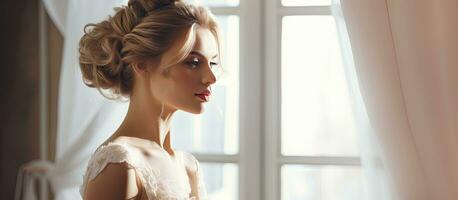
[147,27,220,114]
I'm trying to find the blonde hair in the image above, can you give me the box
[79,0,222,100]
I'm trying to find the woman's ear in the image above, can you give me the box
[132,62,147,75]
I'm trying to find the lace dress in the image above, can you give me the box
[79,140,208,200]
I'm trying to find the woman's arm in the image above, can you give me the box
[83,162,143,200]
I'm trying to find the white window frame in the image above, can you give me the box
[195,1,361,200]
[264,1,361,200]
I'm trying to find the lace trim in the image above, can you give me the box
[79,142,207,200]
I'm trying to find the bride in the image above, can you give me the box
[78,0,222,199]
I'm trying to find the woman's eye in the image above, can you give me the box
[186,59,219,69]
[187,60,200,68]
[210,62,219,68]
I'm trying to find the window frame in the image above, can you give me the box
[196,1,361,200]
[264,1,361,200]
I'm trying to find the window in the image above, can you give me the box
[266,1,363,200]
[172,0,362,200]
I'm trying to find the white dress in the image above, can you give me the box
[79,138,208,200]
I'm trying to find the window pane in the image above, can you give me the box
[282,165,363,200]
[281,0,331,6]
[281,16,359,156]
[201,163,238,200]
[172,15,239,155]
[190,0,239,7]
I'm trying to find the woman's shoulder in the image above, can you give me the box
[80,142,142,199]
[83,138,156,176]
[92,142,133,163]
[82,142,136,179]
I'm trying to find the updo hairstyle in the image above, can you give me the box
[78,0,221,99]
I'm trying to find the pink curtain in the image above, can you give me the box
[339,0,458,199]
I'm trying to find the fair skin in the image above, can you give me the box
[84,26,219,200]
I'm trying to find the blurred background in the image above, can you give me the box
[3,0,458,200]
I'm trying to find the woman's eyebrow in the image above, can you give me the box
[190,51,218,59]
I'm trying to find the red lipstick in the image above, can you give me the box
[195,88,211,102]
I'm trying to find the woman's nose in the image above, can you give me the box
[202,64,217,85]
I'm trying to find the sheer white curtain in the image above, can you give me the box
[333,0,458,200]
[331,2,392,200]
[16,0,128,199]
[46,0,129,198]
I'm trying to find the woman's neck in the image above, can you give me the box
[114,94,177,154]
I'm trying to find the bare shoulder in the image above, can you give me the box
[83,161,143,200]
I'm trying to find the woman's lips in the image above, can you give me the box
[195,94,209,102]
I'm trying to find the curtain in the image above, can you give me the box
[47,0,129,198]
[333,0,458,200]
[16,0,129,199]
[331,2,392,200]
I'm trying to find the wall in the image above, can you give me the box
[0,0,63,199]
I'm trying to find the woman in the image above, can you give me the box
[78,0,222,199]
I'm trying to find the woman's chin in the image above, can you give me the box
[192,105,205,114]
[181,104,205,114]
